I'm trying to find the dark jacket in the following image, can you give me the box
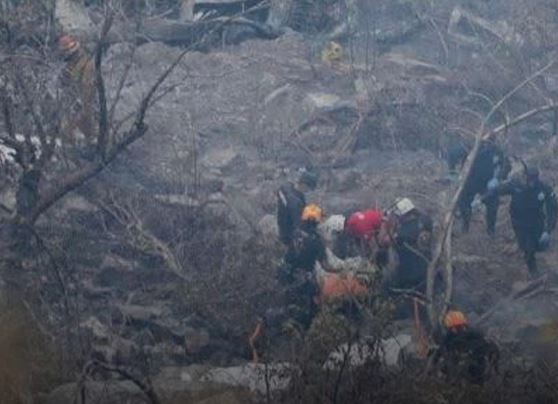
[277,182,306,246]
[285,222,327,273]
[497,179,557,233]
[448,142,511,188]
[396,210,433,249]
[434,328,499,384]
[392,210,433,290]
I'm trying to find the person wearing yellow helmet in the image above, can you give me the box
[301,203,323,222]
[431,309,499,384]
[277,202,330,330]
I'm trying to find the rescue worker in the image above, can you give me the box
[58,34,96,139]
[277,169,319,248]
[279,203,329,329]
[476,166,557,275]
[447,141,511,235]
[432,310,499,385]
[385,198,433,292]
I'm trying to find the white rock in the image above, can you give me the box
[201,363,293,394]
[323,334,413,370]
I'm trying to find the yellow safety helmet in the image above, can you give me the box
[321,41,343,64]
[444,310,468,330]
[301,203,323,222]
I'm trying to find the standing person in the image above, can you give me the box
[277,169,318,248]
[477,166,557,275]
[58,34,96,139]
[448,141,511,235]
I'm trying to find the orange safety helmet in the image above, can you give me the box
[301,203,323,222]
[58,35,80,55]
[444,310,468,330]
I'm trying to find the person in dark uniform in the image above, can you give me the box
[478,166,557,275]
[277,169,318,248]
[279,204,329,329]
[385,198,433,292]
[447,141,511,235]
[431,310,499,385]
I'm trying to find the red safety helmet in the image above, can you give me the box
[346,210,383,240]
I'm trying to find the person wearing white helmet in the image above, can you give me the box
[384,197,433,292]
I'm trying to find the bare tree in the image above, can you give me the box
[0,2,196,285]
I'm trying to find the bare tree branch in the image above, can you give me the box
[94,12,114,160]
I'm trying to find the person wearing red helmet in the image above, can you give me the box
[345,209,384,241]
[342,209,386,261]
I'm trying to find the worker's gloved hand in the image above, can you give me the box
[539,232,551,250]
[486,178,499,191]
[470,198,482,210]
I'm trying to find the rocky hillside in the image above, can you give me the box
[3,0,558,403]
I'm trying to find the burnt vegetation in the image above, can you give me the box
[1,0,558,403]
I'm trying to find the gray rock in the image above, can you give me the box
[45,381,147,404]
[184,326,211,354]
[80,316,110,341]
[200,363,293,394]
[201,148,244,172]
[323,334,412,370]
[257,214,278,238]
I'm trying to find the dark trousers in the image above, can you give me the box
[512,222,543,274]
[459,189,499,235]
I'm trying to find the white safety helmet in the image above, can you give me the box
[392,197,416,217]
[320,214,346,241]
[325,215,345,232]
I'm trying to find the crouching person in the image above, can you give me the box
[430,310,499,385]
[278,204,330,330]
[383,197,433,293]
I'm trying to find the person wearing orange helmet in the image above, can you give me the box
[282,203,329,277]
[277,203,330,329]
[58,34,96,139]
[431,310,499,384]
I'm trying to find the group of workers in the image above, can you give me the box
[268,139,557,383]
[450,141,557,275]
[56,32,555,384]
